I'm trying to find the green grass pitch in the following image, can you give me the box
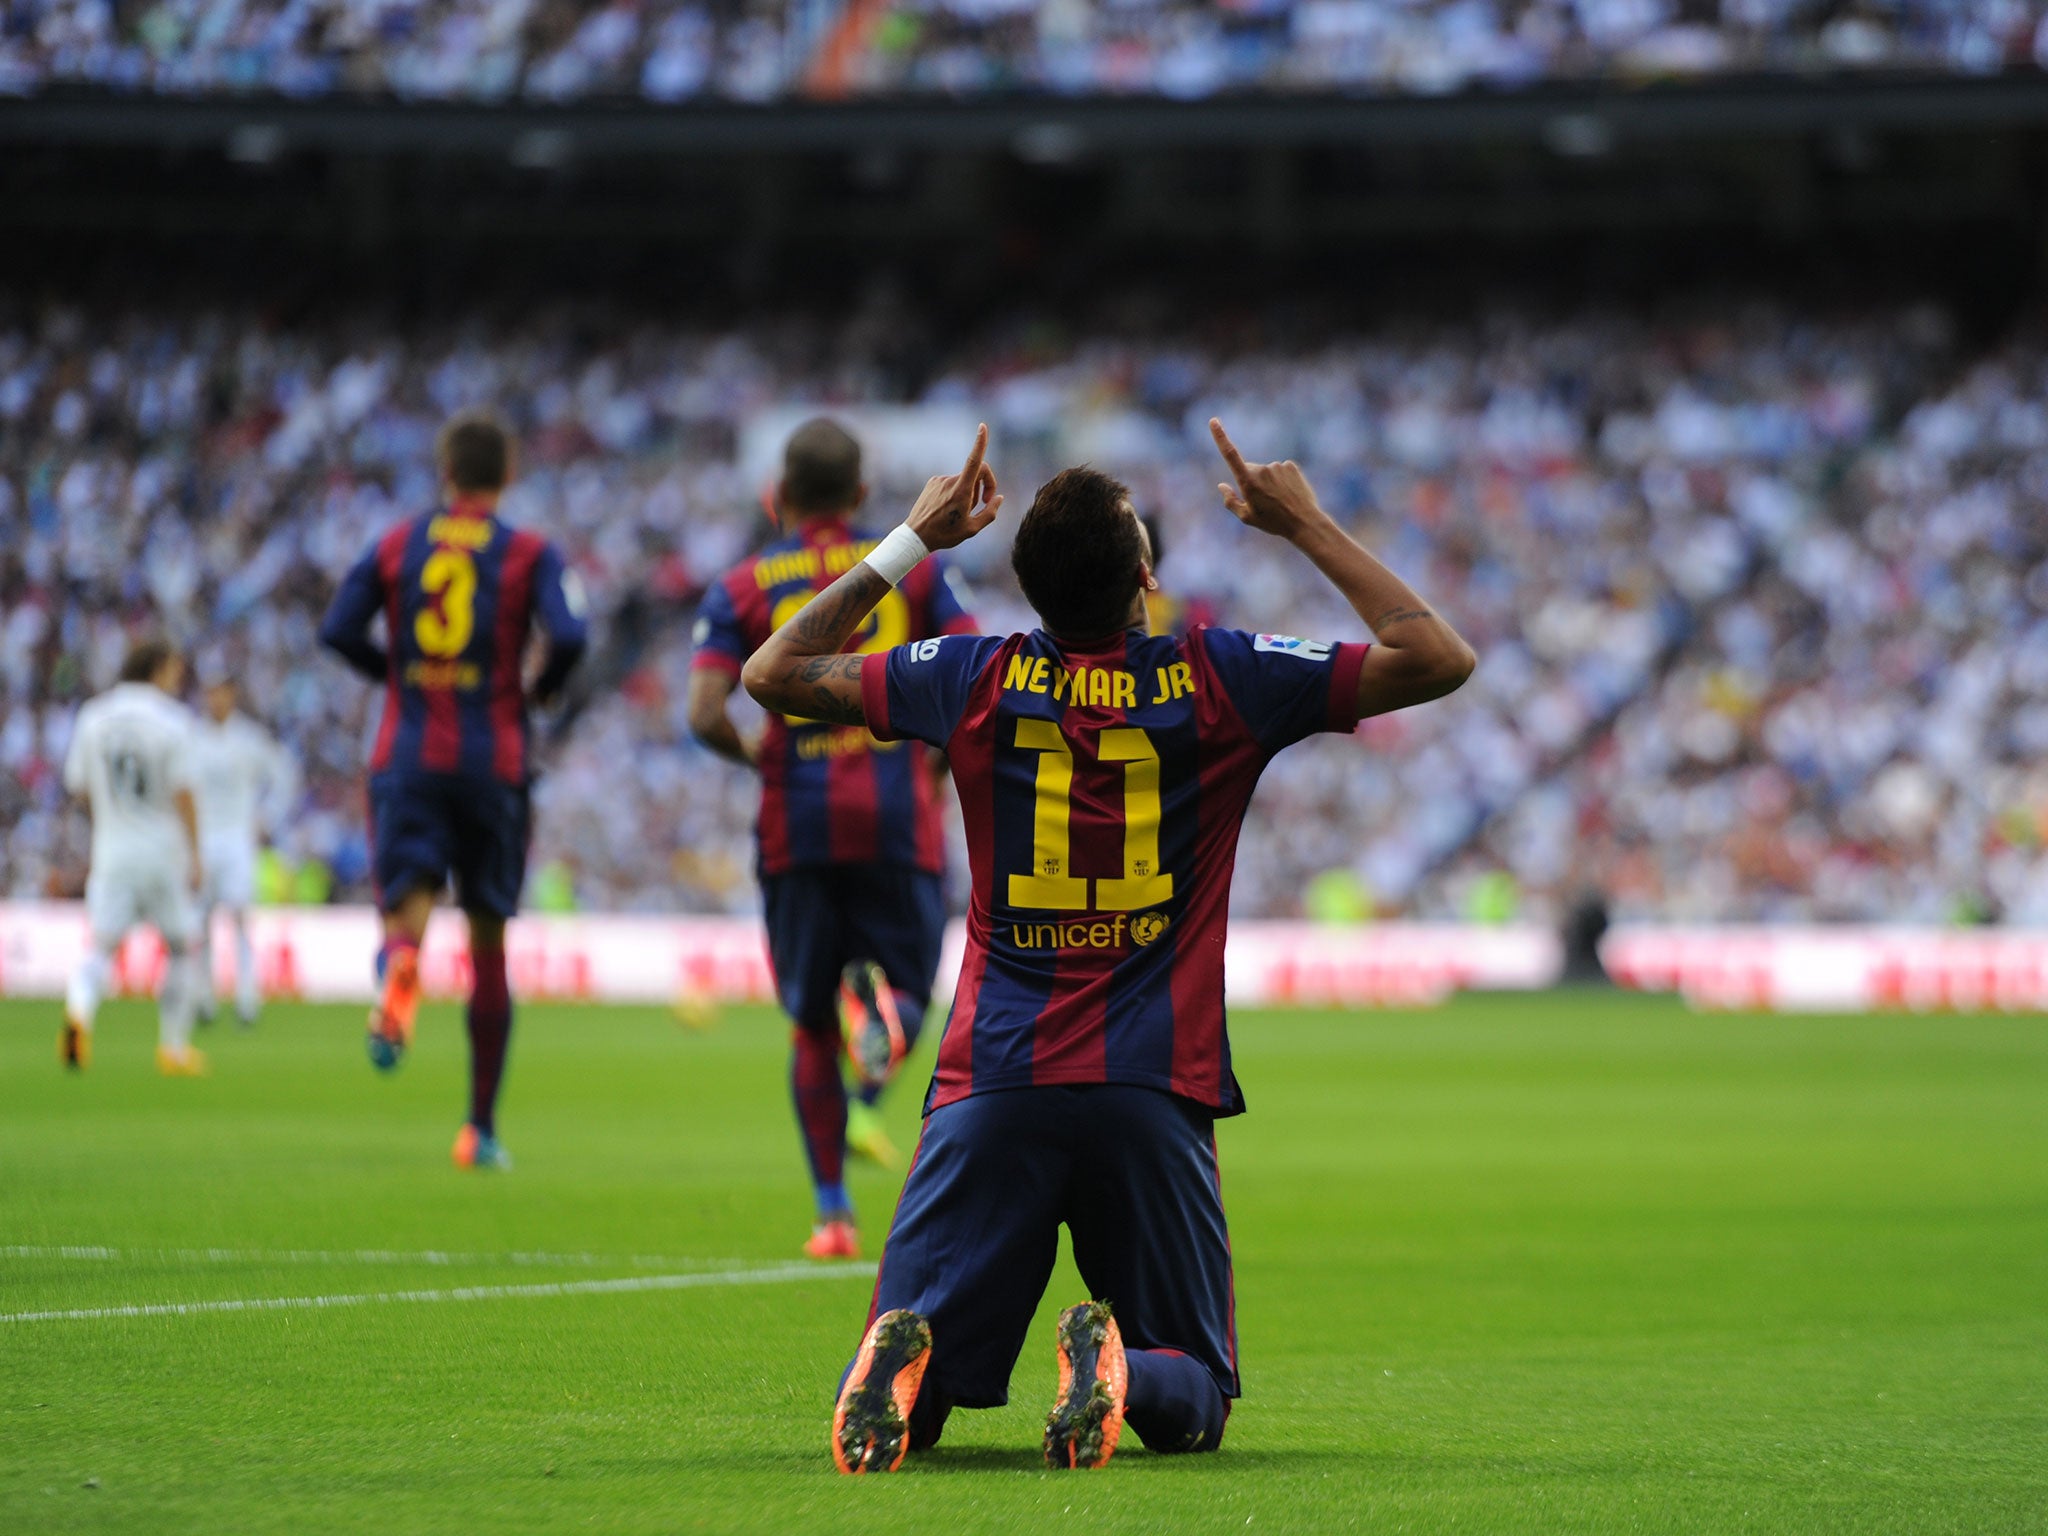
[3,991,2045,1534]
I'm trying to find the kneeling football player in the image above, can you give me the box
[743,423,1475,1468]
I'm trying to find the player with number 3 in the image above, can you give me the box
[320,409,588,1169]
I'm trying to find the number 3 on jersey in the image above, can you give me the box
[415,548,477,658]
[1008,718,1173,912]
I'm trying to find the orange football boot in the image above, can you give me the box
[366,945,420,1071]
[839,961,906,1090]
[832,1309,932,1474]
[451,1124,514,1170]
[59,1015,91,1071]
[804,1217,860,1261]
[1044,1301,1128,1469]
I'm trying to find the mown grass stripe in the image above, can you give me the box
[0,1262,877,1325]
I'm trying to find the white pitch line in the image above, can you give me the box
[0,1245,762,1270]
[0,1261,877,1326]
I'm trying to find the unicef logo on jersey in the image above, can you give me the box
[1253,634,1334,662]
[1131,911,1171,947]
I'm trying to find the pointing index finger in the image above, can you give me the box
[1209,417,1250,485]
[960,422,988,490]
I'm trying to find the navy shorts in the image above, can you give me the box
[868,1084,1239,1409]
[368,770,530,920]
[760,865,947,1034]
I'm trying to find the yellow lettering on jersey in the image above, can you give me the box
[1095,728,1173,909]
[1002,655,1053,695]
[754,550,822,588]
[1009,663,1149,709]
[794,727,896,761]
[1150,662,1196,704]
[426,516,495,550]
[414,549,478,659]
[1008,718,1090,909]
[402,659,482,691]
[1010,915,1130,951]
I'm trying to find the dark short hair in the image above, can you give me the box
[120,637,178,684]
[781,418,862,513]
[1010,468,1147,641]
[436,408,512,493]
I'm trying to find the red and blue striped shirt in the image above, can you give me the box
[691,517,976,877]
[321,503,588,784]
[862,624,1368,1115]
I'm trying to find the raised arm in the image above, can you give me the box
[1210,418,1476,717]
[742,425,1002,724]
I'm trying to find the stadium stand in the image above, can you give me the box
[2,293,2043,923]
[0,0,2042,104]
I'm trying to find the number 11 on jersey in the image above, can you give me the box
[1008,718,1174,913]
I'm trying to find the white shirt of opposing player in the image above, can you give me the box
[63,681,198,875]
[189,711,297,852]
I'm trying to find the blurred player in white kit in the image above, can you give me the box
[189,663,299,1030]
[60,638,208,1075]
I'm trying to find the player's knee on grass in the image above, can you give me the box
[1123,1349,1229,1454]
[907,1380,951,1451]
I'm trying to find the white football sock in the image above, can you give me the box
[66,947,112,1029]
[158,948,197,1053]
[232,915,258,1021]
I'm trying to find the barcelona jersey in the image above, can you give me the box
[691,517,976,878]
[321,505,588,785]
[861,624,1369,1115]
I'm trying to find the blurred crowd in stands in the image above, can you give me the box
[2,291,2046,925]
[2,0,2044,105]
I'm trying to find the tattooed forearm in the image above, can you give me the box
[797,655,867,684]
[1370,606,1440,631]
[797,687,867,726]
[743,566,889,722]
[794,569,889,647]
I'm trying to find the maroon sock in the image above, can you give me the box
[466,941,512,1136]
[791,1027,849,1210]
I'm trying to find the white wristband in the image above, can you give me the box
[864,523,929,587]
